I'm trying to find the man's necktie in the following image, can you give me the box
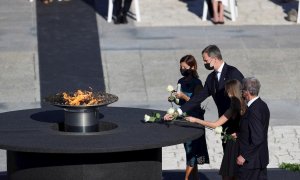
[214,71,219,93]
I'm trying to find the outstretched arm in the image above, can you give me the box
[185,109,232,129]
[180,80,210,113]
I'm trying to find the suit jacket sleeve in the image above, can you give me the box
[180,77,211,113]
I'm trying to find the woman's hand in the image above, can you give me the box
[231,133,237,139]
[175,92,189,101]
[185,116,199,123]
[175,92,184,99]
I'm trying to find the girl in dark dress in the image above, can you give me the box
[175,55,209,180]
[185,79,247,180]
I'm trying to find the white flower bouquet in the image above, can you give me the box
[214,126,236,143]
[167,85,180,106]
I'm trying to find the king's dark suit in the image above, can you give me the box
[238,98,270,179]
[181,63,244,133]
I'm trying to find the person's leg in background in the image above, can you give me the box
[212,0,219,23]
[206,0,214,19]
[122,0,133,24]
[211,0,224,24]
[114,0,123,24]
[218,1,224,23]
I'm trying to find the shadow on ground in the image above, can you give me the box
[0,172,7,180]
[270,0,299,15]
[179,0,204,18]
[163,169,219,179]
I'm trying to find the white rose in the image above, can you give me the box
[167,107,175,115]
[166,85,174,92]
[176,108,183,116]
[144,114,151,122]
[215,126,223,134]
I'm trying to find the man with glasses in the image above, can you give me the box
[237,77,270,180]
[165,44,244,151]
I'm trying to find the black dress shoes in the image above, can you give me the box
[114,15,128,24]
[114,15,123,24]
[122,15,128,24]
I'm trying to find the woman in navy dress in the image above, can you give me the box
[175,55,209,180]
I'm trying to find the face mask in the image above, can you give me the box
[180,69,191,77]
[204,59,214,70]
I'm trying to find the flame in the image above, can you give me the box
[62,90,104,106]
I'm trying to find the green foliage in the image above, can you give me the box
[144,112,161,123]
[279,162,300,172]
[221,127,236,143]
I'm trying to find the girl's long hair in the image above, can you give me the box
[225,79,247,116]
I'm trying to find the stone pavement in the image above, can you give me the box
[0,0,300,177]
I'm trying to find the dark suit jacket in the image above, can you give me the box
[238,98,270,169]
[181,63,244,129]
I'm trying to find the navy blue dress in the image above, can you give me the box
[178,77,209,166]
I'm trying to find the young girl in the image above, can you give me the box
[185,79,247,180]
[175,55,209,180]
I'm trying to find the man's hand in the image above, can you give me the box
[164,114,174,121]
[236,155,246,166]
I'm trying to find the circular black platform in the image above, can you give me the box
[0,107,204,180]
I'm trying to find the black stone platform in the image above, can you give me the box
[0,107,204,180]
[162,169,300,180]
[1,168,300,180]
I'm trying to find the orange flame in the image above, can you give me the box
[62,90,103,106]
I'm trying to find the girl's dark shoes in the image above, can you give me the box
[114,15,123,24]
[122,15,128,24]
[114,15,128,24]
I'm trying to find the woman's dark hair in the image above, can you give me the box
[180,55,199,78]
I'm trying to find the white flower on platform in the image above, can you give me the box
[166,85,175,92]
[144,113,161,123]
[144,114,151,122]
[167,107,175,115]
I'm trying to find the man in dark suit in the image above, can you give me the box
[164,45,244,150]
[237,77,270,180]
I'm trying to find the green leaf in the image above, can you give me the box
[155,113,161,119]
[149,117,156,122]
[168,96,175,102]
